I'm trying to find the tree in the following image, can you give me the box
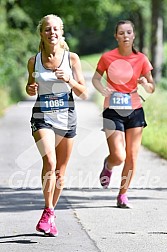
[18,0,123,54]
[151,0,164,82]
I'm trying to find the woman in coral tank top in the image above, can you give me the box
[92,20,155,208]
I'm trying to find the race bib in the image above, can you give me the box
[109,92,132,109]
[40,93,69,112]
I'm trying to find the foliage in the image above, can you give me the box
[0,0,39,113]
[158,78,167,90]
[18,0,124,54]
[7,4,33,29]
[142,88,167,159]
[162,42,167,78]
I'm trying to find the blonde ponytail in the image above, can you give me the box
[60,36,69,51]
[39,39,44,52]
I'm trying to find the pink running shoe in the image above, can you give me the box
[99,158,112,188]
[46,220,58,237]
[117,194,130,208]
[36,207,54,234]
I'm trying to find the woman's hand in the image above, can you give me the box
[137,73,155,93]
[137,76,148,87]
[26,83,38,96]
[101,87,114,97]
[54,68,70,83]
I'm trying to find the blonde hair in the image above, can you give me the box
[37,14,69,51]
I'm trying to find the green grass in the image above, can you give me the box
[142,88,167,159]
[80,53,101,72]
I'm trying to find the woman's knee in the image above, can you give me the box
[43,156,56,172]
[108,150,126,166]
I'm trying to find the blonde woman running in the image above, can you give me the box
[26,14,87,236]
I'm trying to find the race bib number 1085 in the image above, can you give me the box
[40,93,68,112]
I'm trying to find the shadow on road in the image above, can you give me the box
[0,186,71,212]
[1,186,167,213]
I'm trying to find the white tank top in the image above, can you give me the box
[32,50,76,130]
[35,50,72,95]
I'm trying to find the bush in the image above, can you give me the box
[158,77,167,90]
[0,28,38,114]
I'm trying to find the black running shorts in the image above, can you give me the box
[102,107,147,132]
[31,121,76,138]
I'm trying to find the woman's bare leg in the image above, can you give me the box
[33,128,56,209]
[105,129,126,169]
[119,127,143,195]
[53,135,74,207]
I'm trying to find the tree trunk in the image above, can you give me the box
[151,0,164,83]
[136,10,144,52]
